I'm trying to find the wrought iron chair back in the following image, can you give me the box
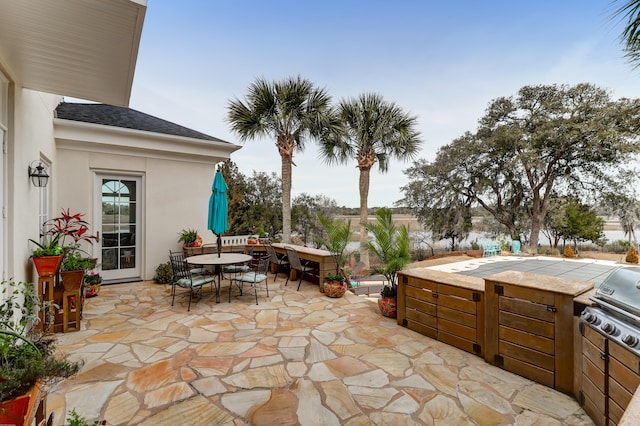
[285,247,314,291]
[230,256,270,305]
[168,250,214,311]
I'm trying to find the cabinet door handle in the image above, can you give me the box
[546,306,557,313]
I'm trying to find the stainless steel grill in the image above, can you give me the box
[582,267,640,357]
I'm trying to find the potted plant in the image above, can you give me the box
[366,208,411,318]
[29,239,63,278]
[0,280,82,422]
[316,215,352,297]
[36,209,98,292]
[258,229,269,244]
[83,272,102,298]
[60,253,96,292]
[178,228,202,248]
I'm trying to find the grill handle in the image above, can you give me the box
[589,296,640,326]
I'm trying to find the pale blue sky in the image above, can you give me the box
[129,0,639,207]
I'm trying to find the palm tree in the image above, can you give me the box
[613,0,640,67]
[227,76,335,243]
[318,93,422,267]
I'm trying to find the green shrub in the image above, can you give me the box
[153,262,173,283]
[67,409,105,426]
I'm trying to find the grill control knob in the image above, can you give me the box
[622,334,639,347]
[581,312,598,324]
[601,322,616,335]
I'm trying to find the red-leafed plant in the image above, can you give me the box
[30,209,98,270]
[41,209,98,250]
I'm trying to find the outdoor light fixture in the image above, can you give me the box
[28,161,49,188]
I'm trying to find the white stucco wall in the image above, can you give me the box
[10,89,62,281]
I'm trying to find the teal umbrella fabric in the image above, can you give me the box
[208,170,229,256]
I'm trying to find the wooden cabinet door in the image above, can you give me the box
[581,328,606,426]
[404,282,437,338]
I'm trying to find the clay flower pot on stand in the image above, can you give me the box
[32,255,63,277]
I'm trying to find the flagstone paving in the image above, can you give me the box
[47,273,595,425]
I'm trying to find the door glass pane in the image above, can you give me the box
[101,179,137,271]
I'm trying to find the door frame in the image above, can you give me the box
[93,171,144,283]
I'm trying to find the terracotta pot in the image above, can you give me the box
[32,255,63,277]
[60,270,85,291]
[0,381,41,425]
[378,295,397,318]
[323,280,347,298]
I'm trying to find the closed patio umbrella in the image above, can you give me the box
[208,170,229,257]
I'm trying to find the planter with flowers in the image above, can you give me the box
[31,209,98,331]
[178,228,202,248]
[84,272,102,298]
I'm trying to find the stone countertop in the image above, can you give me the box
[573,288,597,307]
[399,268,485,292]
[485,270,593,296]
[271,243,332,257]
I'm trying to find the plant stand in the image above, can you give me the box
[37,276,56,333]
[38,274,83,333]
[62,288,81,332]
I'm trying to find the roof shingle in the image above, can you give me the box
[55,102,228,143]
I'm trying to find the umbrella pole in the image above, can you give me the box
[217,234,222,257]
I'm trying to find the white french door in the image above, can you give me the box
[95,174,143,282]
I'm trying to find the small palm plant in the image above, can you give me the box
[316,215,352,279]
[366,207,411,297]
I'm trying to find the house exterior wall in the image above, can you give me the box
[8,87,61,281]
[56,138,228,281]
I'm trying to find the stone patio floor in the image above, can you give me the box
[46,271,595,426]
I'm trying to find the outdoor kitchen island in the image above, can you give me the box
[396,266,640,425]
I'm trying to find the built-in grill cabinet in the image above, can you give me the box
[485,271,593,394]
[397,270,484,356]
[581,323,607,425]
[579,267,640,425]
[580,318,640,426]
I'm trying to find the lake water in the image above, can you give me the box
[346,229,630,252]
[339,214,630,252]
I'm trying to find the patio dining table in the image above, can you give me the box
[186,253,252,303]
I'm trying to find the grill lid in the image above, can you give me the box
[593,267,640,317]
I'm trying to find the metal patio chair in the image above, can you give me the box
[285,247,314,291]
[168,250,214,311]
[265,243,289,282]
[229,256,270,305]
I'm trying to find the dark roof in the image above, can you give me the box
[55,102,228,143]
